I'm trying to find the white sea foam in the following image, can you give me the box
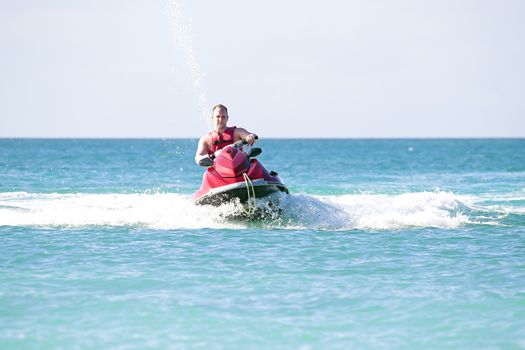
[276,191,475,230]
[0,192,231,230]
[0,191,514,230]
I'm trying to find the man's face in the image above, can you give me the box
[213,107,228,131]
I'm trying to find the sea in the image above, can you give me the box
[1,138,524,349]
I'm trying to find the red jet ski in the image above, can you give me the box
[193,139,289,206]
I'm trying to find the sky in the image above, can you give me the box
[1,0,524,138]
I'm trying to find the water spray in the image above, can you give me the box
[167,0,211,131]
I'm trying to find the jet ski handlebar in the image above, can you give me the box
[199,136,260,167]
[232,135,258,149]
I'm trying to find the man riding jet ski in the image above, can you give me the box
[194,104,288,206]
[195,104,258,167]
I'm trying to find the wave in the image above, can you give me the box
[0,191,518,230]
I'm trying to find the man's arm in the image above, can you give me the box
[195,136,210,165]
[234,128,258,145]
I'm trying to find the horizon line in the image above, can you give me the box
[1,136,524,140]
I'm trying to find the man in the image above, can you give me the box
[195,104,258,165]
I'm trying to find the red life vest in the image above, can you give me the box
[207,126,237,155]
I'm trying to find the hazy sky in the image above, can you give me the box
[1,0,524,138]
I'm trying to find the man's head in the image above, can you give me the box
[212,104,228,132]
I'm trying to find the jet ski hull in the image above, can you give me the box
[193,149,288,206]
[194,179,288,206]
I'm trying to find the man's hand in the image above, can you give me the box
[245,133,257,145]
[197,154,214,167]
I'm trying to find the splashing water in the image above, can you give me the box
[0,191,507,230]
[168,0,210,130]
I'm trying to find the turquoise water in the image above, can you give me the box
[1,139,524,349]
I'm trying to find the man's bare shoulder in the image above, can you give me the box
[198,134,210,144]
[234,127,249,138]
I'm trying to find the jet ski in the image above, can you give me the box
[193,138,289,207]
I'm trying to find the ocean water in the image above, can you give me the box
[1,138,524,349]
